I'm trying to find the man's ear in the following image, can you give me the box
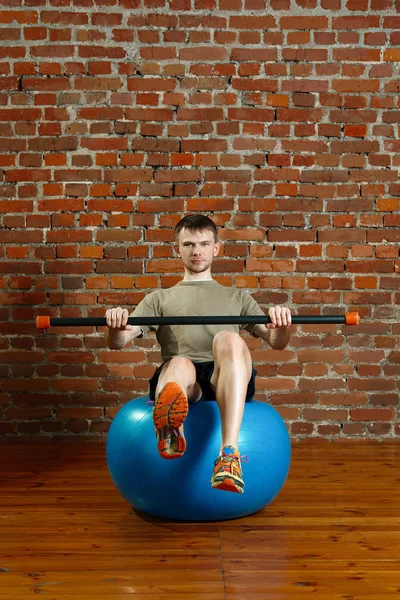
[173,242,180,257]
[214,242,221,256]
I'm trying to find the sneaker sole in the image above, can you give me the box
[153,383,188,459]
[153,382,188,429]
[158,438,185,460]
[211,476,244,494]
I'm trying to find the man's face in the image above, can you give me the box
[175,228,220,274]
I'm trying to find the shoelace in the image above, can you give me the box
[220,452,249,464]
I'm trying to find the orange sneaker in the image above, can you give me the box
[211,445,245,494]
[153,382,188,460]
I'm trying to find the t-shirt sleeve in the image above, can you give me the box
[239,291,266,336]
[129,292,161,335]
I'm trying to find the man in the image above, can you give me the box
[105,214,291,494]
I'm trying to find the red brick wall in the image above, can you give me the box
[1,4,399,439]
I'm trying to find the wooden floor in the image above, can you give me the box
[0,441,399,599]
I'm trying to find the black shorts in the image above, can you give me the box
[149,360,257,403]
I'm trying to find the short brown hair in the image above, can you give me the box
[174,214,218,242]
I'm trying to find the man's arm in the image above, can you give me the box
[104,308,143,349]
[252,305,291,350]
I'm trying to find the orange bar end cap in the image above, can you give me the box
[36,316,51,329]
[345,311,360,326]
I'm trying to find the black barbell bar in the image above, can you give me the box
[36,312,360,329]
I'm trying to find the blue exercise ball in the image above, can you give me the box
[106,397,291,521]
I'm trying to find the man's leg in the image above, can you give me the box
[155,356,202,404]
[211,330,253,449]
[153,357,202,459]
[210,330,253,493]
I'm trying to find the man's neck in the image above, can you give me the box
[183,270,214,282]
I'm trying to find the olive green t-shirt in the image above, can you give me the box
[130,280,265,363]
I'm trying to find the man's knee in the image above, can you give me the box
[164,356,196,375]
[211,331,252,390]
[159,357,201,403]
[212,330,247,359]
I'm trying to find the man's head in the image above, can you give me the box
[174,214,218,243]
[174,214,220,278]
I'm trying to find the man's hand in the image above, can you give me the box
[252,306,291,349]
[266,305,292,329]
[104,308,143,349]
[105,307,134,331]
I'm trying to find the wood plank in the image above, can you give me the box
[0,596,223,600]
[0,571,224,595]
[0,597,224,600]
[224,569,400,595]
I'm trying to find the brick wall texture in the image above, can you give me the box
[1,1,399,440]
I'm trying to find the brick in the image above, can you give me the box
[298,378,347,391]
[228,108,275,122]
[180,47,228,61]
[0,351,45,364]
[297,260,345,273]
[347,260,394,273]
[303,408,349,421]
[298,350,345,363]
[281,16,328,29]
[256,378,296,391]
[247,260,294,272]
[351,408,395,421]
[0,10,38,24]
[291,422,315,435]
[104,169,152,183]
[219,228,265,242]
[98,351,146,363]
[348,379,395,391]
[319,392,368,406]
[233,79,277,93]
